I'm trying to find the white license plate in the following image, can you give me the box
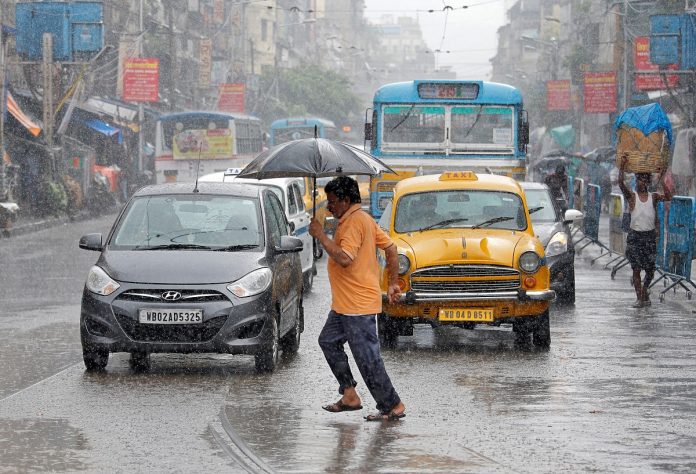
[138,309,203,324]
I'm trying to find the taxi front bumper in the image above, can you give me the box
[384,289,556,304]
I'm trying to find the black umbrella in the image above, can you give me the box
[237,136,396,256]
[237,137,395,216]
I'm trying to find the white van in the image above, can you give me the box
[199,169,317,292]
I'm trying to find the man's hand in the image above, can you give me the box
[619,154,628,171]
[387,282,402,304]
[308,218,324,239]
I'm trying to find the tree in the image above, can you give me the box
[254,64,361,128]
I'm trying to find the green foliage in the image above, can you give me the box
[39,180,68,217]
[256,64,361,128]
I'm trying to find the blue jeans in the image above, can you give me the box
[318,310,401,413]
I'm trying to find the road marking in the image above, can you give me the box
[0,362,80,404]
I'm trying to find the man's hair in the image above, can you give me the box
[555,163,566,175]
[324,176,361,203]
[636,173,651,181]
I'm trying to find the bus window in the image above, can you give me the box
[382,106,445,144]
[451,106,513,146]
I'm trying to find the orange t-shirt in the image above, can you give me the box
[328,204,394,315]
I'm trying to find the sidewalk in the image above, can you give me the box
[1,210,91,239]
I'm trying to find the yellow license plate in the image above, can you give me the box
[438,308,494,322]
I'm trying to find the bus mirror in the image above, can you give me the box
[519,111,529,147]
[364,122,373,141]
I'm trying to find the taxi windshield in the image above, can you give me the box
[110,195,262,250]
[394,190,527,233]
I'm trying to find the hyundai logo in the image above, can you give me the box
[162,291,182,301]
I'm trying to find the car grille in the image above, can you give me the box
[115,314,228,343]
[118,289,227,303]
[411,265,520,293]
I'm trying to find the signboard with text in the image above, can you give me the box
[217,83,245,113]
[546,80,571,111]
[635,36,679,91]
[199,39,212,87]
[123,58,159,103]
[172,129,234,160]
[583,72,616,113]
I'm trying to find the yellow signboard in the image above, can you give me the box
[439,171,477,181]
[172,129,234,160]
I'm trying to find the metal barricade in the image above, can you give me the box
[576,184,610,256]
[567,175,574,209]
[570,177,585,240]
[653,196,696,301]
[604,193,630,276]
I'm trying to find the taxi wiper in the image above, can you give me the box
[528,206,544,215]
[214,244,259,251]
[135,243,213,250]
[417,217,469,232]
[471,216,514,229]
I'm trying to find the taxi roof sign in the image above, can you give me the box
[439,171,477,181]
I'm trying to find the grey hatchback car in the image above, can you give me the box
[79,182,304,373]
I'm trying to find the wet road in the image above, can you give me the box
[1,216,696,472]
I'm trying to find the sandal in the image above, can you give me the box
[364,410,406,422]
[322,400,362,413]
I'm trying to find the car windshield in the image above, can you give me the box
[394,190,527,233]
[110,194,262,250]
[524,188,558,223]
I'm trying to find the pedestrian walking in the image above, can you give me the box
[308,176,406,421]
[618,156,672,307]
[544,163,569,211]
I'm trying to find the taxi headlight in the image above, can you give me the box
[227,268,273,297]
[86,266,120,296]
[519,251,541,273]
[545,232,569,257]
[397,254,411,275]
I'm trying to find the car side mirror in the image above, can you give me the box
[276,235,303,254]
[563,209,584,224]
[79,233,103,251]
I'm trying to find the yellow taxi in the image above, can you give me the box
[300,177,330,257]
[377,171,555,348]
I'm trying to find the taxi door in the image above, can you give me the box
[286,181,313,275]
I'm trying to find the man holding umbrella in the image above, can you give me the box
[309,176,406,421]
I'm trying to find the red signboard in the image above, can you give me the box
[546,80,571,111]
[583,72,616,113]
[634,36,679,91]
[217,83,245,113]
[123,58,159,103]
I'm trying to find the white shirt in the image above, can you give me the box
[630,193,655,232]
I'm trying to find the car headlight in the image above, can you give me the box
[227,268,272,297]
[397,254,411,275]
[86,266,120,296]
[519,251,541,273]
[545,232,569,257]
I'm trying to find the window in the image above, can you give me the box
[451,106,513,146]
[264,193,282,246]
[292,183,305,212]
[268,192,288,237]
[382,106,445,144]
[287,185,298,215]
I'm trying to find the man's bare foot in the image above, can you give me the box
[322,387,362,412]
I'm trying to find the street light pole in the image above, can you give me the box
[138,0,144,174]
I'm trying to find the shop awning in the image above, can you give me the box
[82,118,122,144]
[7,93,41,137]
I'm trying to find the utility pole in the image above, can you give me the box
[622,0,629,110]
[42,33,54,149]
[168,4,175,111]
[138,0,144,174]
[0,0,5,162]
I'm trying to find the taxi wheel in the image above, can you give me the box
[378,313,398,348]
[255,313,280,373]
[532,310,551,348]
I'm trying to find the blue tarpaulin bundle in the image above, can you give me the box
[614,103,672,145]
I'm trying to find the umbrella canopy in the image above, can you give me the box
[237,138,395,180]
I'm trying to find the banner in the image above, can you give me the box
[199,39,212,87]
[583,72,616,113]
[172,129,233,160]
[634,36,679,91]
[546,80,571,111]
[123,58,159,103]
[217,83,245,113]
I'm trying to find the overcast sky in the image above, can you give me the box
[363,0,507,79]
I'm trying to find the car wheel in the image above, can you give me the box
[313,239,324,260]
[129,351,151,372]
[280,302,303,354]
[532,310,551,348]
[255,313,279,373]
[557,268,576,305]
[303,267,314,294]
[378,313,398,348]
[82,342,109,371]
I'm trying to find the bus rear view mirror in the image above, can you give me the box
[364,122,373,141]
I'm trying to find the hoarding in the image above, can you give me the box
[635,36,679,91]
[217,83,245,113]
[172,129,234,160]
[546,80,571,111]
[123,58,159,103]
[583,72,616,113]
